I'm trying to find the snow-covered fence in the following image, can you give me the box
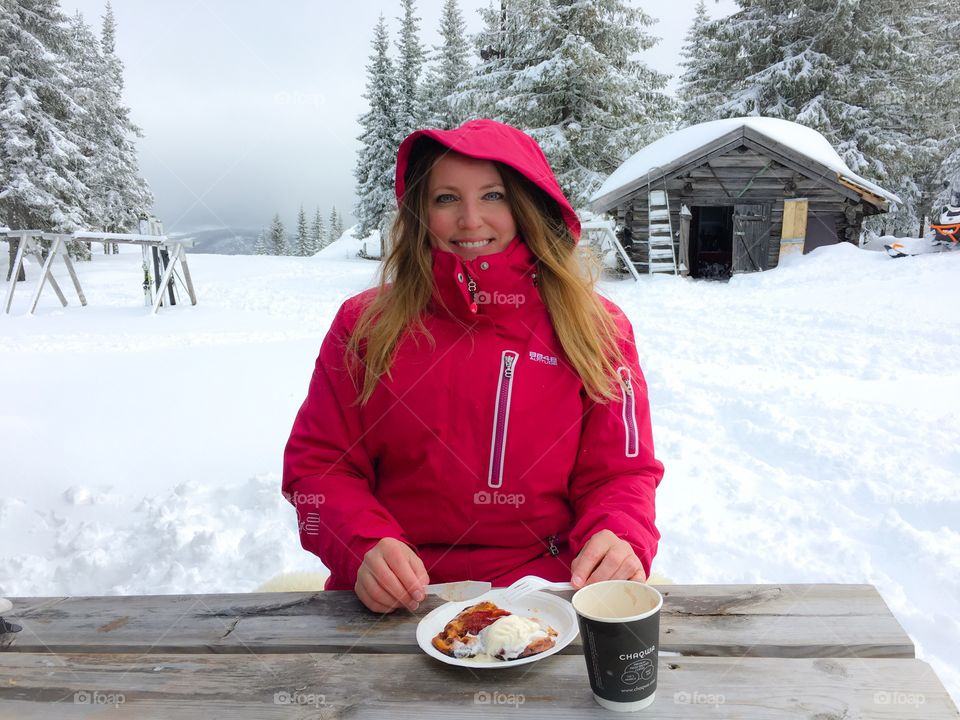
[1,229,197,315]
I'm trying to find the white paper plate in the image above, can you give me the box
[416,590,578,668]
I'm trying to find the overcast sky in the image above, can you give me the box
[61,0,736,235]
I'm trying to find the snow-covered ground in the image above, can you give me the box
[1,234,958,703]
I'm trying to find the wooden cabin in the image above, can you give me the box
[590,118,900,279]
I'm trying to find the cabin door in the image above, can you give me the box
[732,203,771,273]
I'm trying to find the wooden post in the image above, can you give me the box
[178,249,198,305]
[6,240,25,282]
[679,204,692,277]
[28,235,69,313]
[4,235,31,313]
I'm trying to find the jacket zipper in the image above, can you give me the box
[466,273,478,314]
[618,366,639,458]
[546,535,559,557]
[488,350,519,488]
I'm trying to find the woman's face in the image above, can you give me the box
[426,152,518,261]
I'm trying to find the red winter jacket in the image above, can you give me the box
[282,120,663,590]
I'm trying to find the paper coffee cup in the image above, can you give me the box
[572,580,662,712]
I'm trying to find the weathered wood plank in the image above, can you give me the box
[2,585,914,658]
[0,653,955,719]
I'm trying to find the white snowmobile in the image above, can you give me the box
[885,187,960,258]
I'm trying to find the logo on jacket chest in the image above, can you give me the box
[528,351,558,366]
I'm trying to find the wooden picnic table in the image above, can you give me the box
[0,584,956,718]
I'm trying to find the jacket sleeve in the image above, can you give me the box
[567,308,664,578]
[282,298,412,589]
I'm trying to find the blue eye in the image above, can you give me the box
[484,191,505,201]
[435,193,457,204]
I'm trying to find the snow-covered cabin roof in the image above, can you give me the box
[591,117,901,212]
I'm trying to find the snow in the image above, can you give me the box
[591,117,902,207]
[1,232,959,704]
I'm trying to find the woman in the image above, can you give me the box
[283,119,663,614]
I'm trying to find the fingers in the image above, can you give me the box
[355,538,429,614]
[571,529,616,588]
[355,571,397,613]
[582,544,631,586]
[629,563,648,583]
[572,530,646,587]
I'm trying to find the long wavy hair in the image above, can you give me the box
[346,138,627,405]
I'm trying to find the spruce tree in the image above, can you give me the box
[328,206,343,245]
[677,0,725,126]
[0,0,89,235]
[269,213,286,256]
[916,0,959,221]
[254,229,268,255]
[935,148,960,210]
[423,0,471,128]
[702,0,934,234]
[464,0,674,206]
[310,207,325,252]
[354,15,399,241]
[461,0,545,120]
[294,205,310,256]
[64,11,102,251]
[95,2,153,235]
[395,0,426,140]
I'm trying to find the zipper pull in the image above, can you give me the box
[466,276,478,314]
[504,354,515,378]
[546,535,559,557]
[621,368,633,395]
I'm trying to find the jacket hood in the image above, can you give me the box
[395,119,581,242]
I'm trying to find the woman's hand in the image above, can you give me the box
[355,538,430,613]
[570,529,647,589]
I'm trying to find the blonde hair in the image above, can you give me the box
[346,140,627,405]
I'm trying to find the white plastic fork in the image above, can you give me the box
[500,575,574,603]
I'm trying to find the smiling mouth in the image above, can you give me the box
[452,239,493,249]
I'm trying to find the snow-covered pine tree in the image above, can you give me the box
[677,0,726,126]
[935,148,960,210]
[917,0,959,219]
[310,206,324,253]
[253,229,268,255]
[94,2,153,237]
[0,0,89,241]
[706,0,934,235]
[354,15,399,243]
[459,0,543,120]
[328,206,343,245]
[423,0,471,128]
[64,11,102,256]
[295,205,310,256]
[466,0,674,206]
[395,0,426,140]
[269,213,286,256]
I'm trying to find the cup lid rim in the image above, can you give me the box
[571,580,663,623]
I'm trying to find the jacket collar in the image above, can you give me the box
[429,236,542,322]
